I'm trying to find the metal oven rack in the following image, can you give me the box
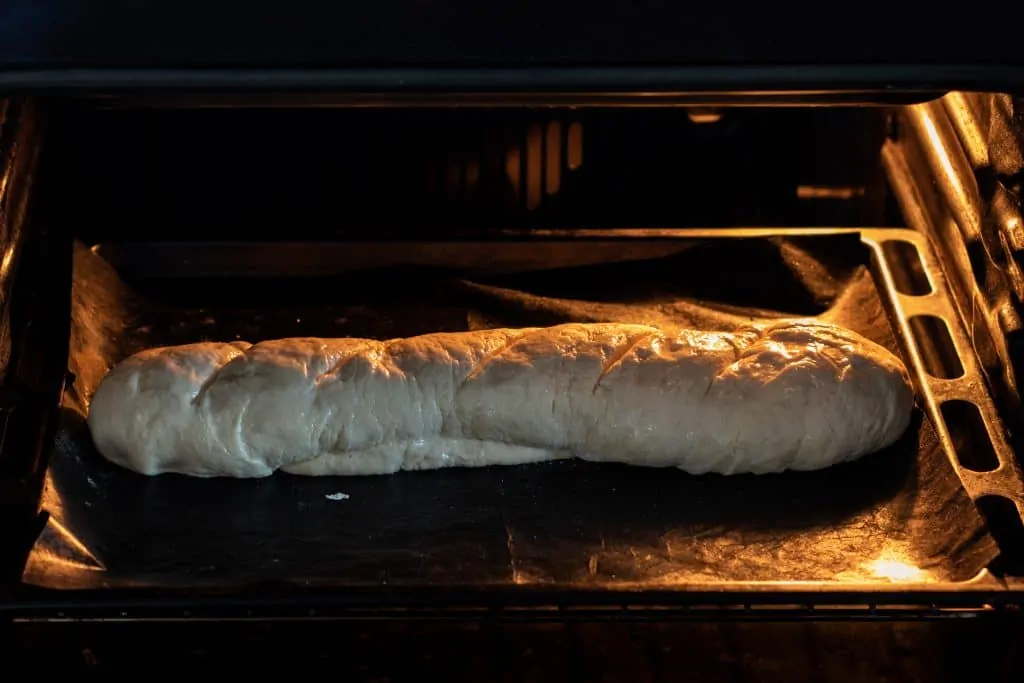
[3,226,1024,623]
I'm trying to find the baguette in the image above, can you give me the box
[86,320,915,478]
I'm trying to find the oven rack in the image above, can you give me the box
[4,576,1024,623]
[0,227,1022,621]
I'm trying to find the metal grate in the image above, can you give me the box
[884,95,1024,452]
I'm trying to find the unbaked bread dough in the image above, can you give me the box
[86,320,915,479]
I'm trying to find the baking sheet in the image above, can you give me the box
[22,234,998,590]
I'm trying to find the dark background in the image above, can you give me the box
[2,3,1024,94]
[3,618,1023,678]
[1,2,1023,69]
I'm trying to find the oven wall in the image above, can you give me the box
[46,104,895,243]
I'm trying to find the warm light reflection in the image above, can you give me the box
[566,122,583,170]
[832,544,935,584]
[505,144,522,199]
[796,185,866,200]
[865,557,927,582]
[1007,214,1022,235]
[687,110,722,124]
[526,123,543,211]
[0,246,13,278]
[917,105,960,189]
[545,121,562,195]
[860,544,932,582]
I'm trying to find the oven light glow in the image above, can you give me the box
[864,556,927,582]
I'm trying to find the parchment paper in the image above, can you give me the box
[22,234,998,589]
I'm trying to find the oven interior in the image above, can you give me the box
[50,104,893,237]
[1,92,1024,619]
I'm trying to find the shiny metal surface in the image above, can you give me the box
[904,102,985,244]
[81,91,942,110]
[0,97,40,378]
[885,97,1024,442]
[865,229,1024,509]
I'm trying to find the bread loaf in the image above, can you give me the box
[86,320,915,478]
